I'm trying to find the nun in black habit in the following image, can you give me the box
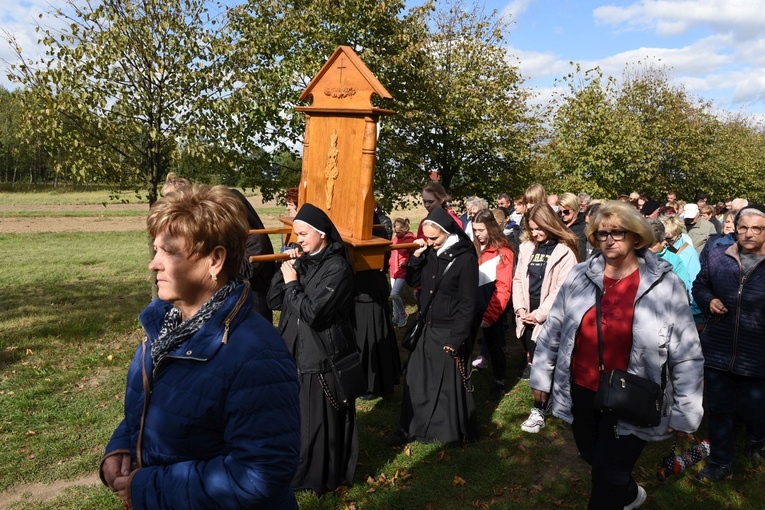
[266,203,359,494]
[386,206,479,446]
[229,188,276,322]
[353,208,402,399]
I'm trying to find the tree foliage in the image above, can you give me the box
[377,0,538,207]
[222,0,432,203]
[542,63,765,203]
[6,0,235,204]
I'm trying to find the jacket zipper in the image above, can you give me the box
[729,272,745,371]
[221,281,250,345]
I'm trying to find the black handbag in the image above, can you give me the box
[318,349,366,411]
[401,319,423,351]
[401,259,455,351]
[592,287,665,427]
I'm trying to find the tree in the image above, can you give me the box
[222,0,432,204]
[6,0,235,204]
[225,0,538,208]
[377,0,539,207]
[538,65,623,198]
[540,62,762,202]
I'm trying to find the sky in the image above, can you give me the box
[497,0,765,121]
[2,0,764,121]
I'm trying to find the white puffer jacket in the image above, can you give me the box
[530,250,705,441]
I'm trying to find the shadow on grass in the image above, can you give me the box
[1,280,147,356]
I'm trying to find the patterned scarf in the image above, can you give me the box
[151,280,236,368]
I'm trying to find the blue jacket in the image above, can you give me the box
[693,242,765,377]
[102,282,301,509]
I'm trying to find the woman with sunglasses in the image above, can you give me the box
[530,200,703,509]
[558,192,587,261]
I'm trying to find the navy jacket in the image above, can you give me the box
[693,242,765,377]
[102,282,301,509]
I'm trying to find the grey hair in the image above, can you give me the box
[646,218,666,244]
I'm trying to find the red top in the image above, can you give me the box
[571,270,640,391]
[390,232,416,279]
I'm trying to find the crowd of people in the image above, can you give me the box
[100,175,764,509]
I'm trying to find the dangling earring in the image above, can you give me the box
[211,273,218,282]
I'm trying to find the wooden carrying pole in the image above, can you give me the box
[249,243,420,263]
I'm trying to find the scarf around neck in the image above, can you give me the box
[151,280,236,368]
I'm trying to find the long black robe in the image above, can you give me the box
[400,234,479,444]
[353,269,401,396]
[267,241,358,494]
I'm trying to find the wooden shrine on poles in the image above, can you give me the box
[256,46,412,271]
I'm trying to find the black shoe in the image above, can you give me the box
[384,430,412,447]
[490,383,506,399]
[520,363,531,380]
[358,392,377,401]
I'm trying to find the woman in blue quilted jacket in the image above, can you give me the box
[100,184,301,509]
[692,204,765,484]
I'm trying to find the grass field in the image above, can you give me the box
[0,191,763,509]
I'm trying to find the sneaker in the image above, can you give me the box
[624,485,646,510]
[695,463,732,485]
[396,314,408,328]
[384,430,412,447]
[521,408,545,433]
[472,356,488,369]
[520,363,531,380]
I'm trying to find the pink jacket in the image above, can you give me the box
[513,241,577,342]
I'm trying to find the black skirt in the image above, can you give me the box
[292,372,358,494]
[399,325,478,444]
[353,270,402,396]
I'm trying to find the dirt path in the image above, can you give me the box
[0,474,101,509]
[0,199,426,234]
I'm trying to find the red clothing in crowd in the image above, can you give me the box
[571,270,640,391]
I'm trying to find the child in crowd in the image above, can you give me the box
[390,218,415,328]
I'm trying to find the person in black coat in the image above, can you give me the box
[353,208,402,399]
[267,203,358,495]
[386,206,479,446]
[229,189,276,322]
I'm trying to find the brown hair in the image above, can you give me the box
[586,200,655,250]
[284,187,299,205]
[422,182,451,204]
[393,217,410,233]
[472,209,511,262]
[523,183,547,206]
[161,172,190,196]
[147,184,248,280]
[525,204,581,262]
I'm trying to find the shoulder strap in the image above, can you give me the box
[595,286,667,389]
[418,259,456,319]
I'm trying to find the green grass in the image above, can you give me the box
[0,205,763,509]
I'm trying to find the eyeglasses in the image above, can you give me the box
[596,230,628,241]
[559,209,572,215]
[737,225,764,235]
